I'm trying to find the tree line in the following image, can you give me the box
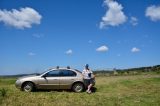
[93,65,160,76]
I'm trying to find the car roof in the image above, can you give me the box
[48,67,71,70]
[47,67,82,73]
[40,67,82,76]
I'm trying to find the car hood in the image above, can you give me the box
[18,75,39,80]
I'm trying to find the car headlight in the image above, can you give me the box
[16,80,21,85]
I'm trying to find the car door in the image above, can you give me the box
[37,70,60,89]
[59,70,77,89]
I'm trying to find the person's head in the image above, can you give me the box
[85,64,89,69]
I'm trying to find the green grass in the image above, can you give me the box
[0,74,160,106]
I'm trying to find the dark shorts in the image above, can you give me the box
[84,79,94,87]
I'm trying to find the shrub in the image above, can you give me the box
[0,88,7,97]
[113,71,118,76]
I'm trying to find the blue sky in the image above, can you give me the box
[0,0,160,75]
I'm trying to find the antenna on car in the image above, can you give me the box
[67,66,70,69]
[56,66,59,69]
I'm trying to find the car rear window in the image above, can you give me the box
[60,70,76,77]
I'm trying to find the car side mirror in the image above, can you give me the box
[42,74,47,78]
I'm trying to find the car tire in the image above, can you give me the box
[72,82,84,93]
[23,82,34,92]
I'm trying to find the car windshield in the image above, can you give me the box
[74,69,82,73]
[39,70,50,75]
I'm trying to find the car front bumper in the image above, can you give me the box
[15,80,22,89]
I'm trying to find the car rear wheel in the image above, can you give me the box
[23,82,34,92]
[72,82,84,93]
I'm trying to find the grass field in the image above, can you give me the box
[0,73,160,106]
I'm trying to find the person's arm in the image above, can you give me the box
[82,70,84,74]
[90,69,95,78]
[82,70,85,77]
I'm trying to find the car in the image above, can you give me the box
[15,67,95,92]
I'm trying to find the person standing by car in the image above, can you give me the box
[82,64,95,93]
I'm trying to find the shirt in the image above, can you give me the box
[82,69,93,79]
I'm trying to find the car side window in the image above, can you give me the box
[61,70,76,77]
[45,70,60,77]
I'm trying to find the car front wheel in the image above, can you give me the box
[72,82,84,93]
[23,82,34,92]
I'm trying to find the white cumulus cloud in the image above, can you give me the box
[131,47,140,53]
[146,5,160,21]
[130,16,138,26]
[88,40,93,43]
[100,0,127,28]
[65,49,73,55]
[28,52,36,56]
[0,7,42,29]
[96,45,109,52]
[32,33,44,38]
